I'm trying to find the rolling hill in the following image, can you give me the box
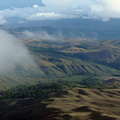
[27,38,120,77]
[0,35,120,119]
[0,37,120,90]
[1,88,120,120]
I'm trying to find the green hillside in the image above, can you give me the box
[0,38,120,90]
[27,39,120,77]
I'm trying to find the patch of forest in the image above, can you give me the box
[0,76,118,100]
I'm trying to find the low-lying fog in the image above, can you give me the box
[22,30,63,40]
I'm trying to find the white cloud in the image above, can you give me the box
[0,15,7,24]
[0,30,36,73]
[0,0,120,24]
[33,4,39,8]
[27,12,69,21]
[105,0,120,11]
[42,0,120,21]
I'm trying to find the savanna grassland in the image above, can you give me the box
[1,37,120,120]
[2,38,120,90]
[1,88,120,120]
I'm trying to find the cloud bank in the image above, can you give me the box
[0,30,35,73]
[0,0,120,24]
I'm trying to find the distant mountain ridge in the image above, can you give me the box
[3,18,120,40]
[4,25,120,40]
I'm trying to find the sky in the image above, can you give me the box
[0,0,120,26]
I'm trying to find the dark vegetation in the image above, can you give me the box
[0,82,73,99]
[0,81,72,99]
[0,76,118,100]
